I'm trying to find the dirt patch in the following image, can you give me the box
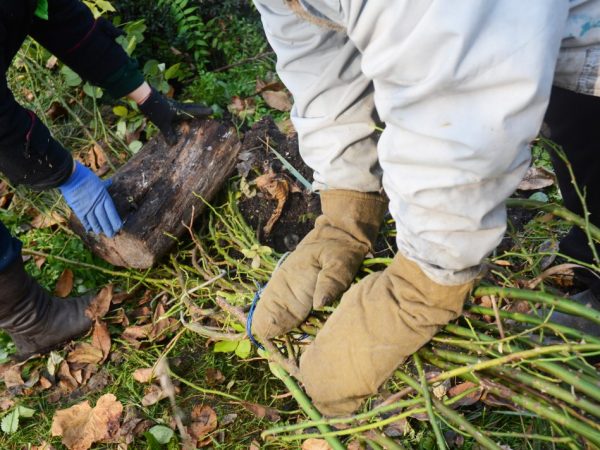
[237,117,320,253]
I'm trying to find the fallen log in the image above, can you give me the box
[70,119,241,269]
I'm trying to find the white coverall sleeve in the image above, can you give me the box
[254,0,382,193]
[256,0,568,285]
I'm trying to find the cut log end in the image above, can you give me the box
[70,119,241,269]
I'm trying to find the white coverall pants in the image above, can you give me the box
[253,0,572,285]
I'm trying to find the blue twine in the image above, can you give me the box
[246,282,265,350]
[247,252,305,350]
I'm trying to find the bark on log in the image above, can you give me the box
[70,119,241,269]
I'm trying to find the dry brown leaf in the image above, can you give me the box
[131,306,152,323]
[72,369,83,385]
[0,181,12,209]
[91,320,111,363]
[57,360,79,392]
[31,211,66,229]
[141,384,168,406]
[107,308,129,327]
[118,406,150,445]
[241,401,281,422]
[150,302,170,341]
[46,101,68,121]
[81,143,109,177]
[39,376,53,390]
[205,368,224,386]
[228,96,256,117]
[0,396,15,411]
[54,269,74,298]
[249,440,261,450]
[255,78,285,94]
[67,343,103,366]
[188,405,218,447]
[132,368,155,384]
[85,285,113,321]
[275,117,295,136]
[111,291,135,305]
[121,324,152,348]
[34,255,47,269]
[51,393,123,450]
[261,90,292,112]
[255,169,290,235]
[2,364,25,389]
[447,381,483,407]
[302,439,332,450]
[518,166,555,191]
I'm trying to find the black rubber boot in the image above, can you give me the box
[0,257,93,359]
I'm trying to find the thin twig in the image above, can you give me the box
[489,295,505,341]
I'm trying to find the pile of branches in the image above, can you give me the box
[176,189,600,449]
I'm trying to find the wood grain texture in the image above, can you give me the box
[70,119,241,268]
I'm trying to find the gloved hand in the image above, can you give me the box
[59,162,122,237]
[299,253,473,416]
[138,87,213,146]
[251,190,388,339]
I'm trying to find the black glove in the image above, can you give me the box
[138,88,213,146]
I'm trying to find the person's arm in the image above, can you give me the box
[29,0,212,146]
[0,59,73,190]
[28,0,143,99]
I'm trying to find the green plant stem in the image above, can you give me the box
[484,431,573,444]
[419,349,600,448]
[485,383,600,446]
[414,354,446,450]
[169,372,245,402]
[468,314,600,378]
[506,198,600,242]
[268,362,345,450]
[443,324,600,403]
[264,385,482,438]
[473,286,600,324]
[464,304,600,345]
[363,432,408,450]
[267,385,487,441]
[429,347,600,420]
[394,370,503,450]
[263,398,422,436]
[21,248,166,284]
[427,342,599,386]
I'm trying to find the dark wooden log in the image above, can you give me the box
[70,119,241,269]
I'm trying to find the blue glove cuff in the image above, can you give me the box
[59,161,87,194]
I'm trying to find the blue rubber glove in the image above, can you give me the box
[59,162,122,237]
